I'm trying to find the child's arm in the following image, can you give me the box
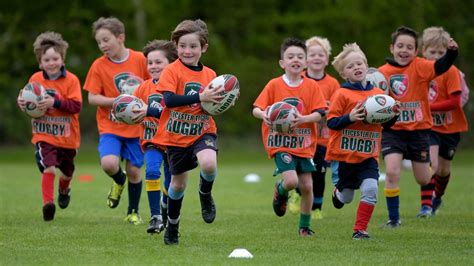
[430,92,461,111]
[163,84,223,108]
[327,102,364,130]
[37,92,81,114]
[291,109,324,128]
[434,38,459,76]
[88,92,115,107]
[252,107,271,126]
[460,71,470,107]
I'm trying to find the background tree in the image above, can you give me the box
[1,0,472,146]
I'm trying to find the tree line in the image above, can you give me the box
[1,0,472,146]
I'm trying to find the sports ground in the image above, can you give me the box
[1,144,472,264]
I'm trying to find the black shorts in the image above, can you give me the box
[429,131,461,160]
[381,129,430,162]
[35,141,77,177]
[166,134,218,175]
[313,145,329,174]
[334,158,379,190]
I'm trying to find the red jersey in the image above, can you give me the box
[29,71,82,149]
[253,76,327,158]
[379,57,436,131]
[155,60,217,147]
[325,87,385,163]
[429,66,468,133]
[83,49,150,138]
[134,79,167,150]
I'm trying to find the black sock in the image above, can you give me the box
[109,167,126,185]
[168,196,184,223]
[128,181,142,214]
[199,175,214,194]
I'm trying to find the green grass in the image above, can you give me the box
[1,145,473,265]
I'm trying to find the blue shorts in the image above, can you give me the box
[144,145,170,180]
[332,158,379,190]
[98,133,144,167]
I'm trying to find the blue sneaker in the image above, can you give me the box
[432,197,442,215]
[416,205,432,218]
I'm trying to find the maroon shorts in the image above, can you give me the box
[35,141,77,177]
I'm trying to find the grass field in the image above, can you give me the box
[1,144,473,265]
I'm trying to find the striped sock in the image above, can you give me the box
[42,172,55,204]
[354,201,375,232]
[385,188,400,221]
[146,179,161,216]
[434,174,451,198]
[420,178,435,207]
[127,181,142,214]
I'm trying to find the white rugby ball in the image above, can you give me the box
[267,101,297,134]
[19,82,46,118]
[363,94,398,124]
[201,74,239,115]
[112,95,147,125]
[366,67,388,94]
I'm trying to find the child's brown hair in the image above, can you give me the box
[391,26,418,48]
[171,19,208,47]
[143,40,178,62]
[33,31,69,64]
[92,17,125,37]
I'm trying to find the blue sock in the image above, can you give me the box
[386,196,400,221]
[199,170,216,194]
[168,187,184,223]
[127,181,142,214]
[147,190,161,216]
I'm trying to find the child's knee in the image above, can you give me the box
[145,168,161,180]
[360,178,378,204]
[339,189,355,203]
[200,160,217,174]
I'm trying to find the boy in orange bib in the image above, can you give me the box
[378,26,458,226]
[17,32,82,221]
[420,26,468,215]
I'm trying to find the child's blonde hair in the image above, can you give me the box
[306,36,332,57]
[171,19,209,47]
[92,17,125,37]
[420,26,450,50]
[332,43,367,76]
[33,31,69,64]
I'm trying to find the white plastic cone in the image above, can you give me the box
[228,248,253,258]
